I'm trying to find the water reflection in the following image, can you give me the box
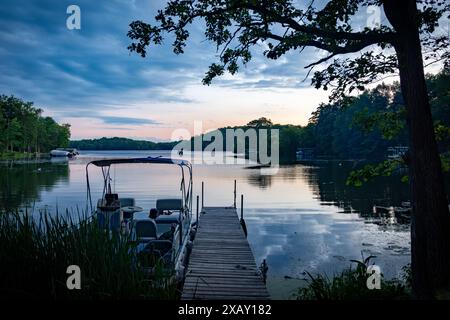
[246,207,411,298]
[240,162,413,298]
[0,160,69,212]
[303,162,410,215]
[0,152,421,299]
[246,171,273,189]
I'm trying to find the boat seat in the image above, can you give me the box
[134,220,157,241]
[155,214,180,224]
[96,207,121,231]
[156,198,183,211]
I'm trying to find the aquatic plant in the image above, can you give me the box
[296,256,409,300]
[0,210,178,299]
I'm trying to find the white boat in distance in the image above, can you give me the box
[49,148,79,157]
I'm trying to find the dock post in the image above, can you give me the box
[240,194,247,237]
[201,181,204,210]
[241,194,244,220]
[233,179,237,208]
[196,195,199,224]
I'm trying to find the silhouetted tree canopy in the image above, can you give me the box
[246,117,273,127]
[128,0,449,103]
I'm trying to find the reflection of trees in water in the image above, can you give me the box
[245,165,311,189]
[303,162,411,216]
[0,161,69,212]
[246,171,273,189]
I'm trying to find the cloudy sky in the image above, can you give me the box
[0,0,374,140]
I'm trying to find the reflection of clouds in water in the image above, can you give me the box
[246,209,410,298]
[262,244,285,261]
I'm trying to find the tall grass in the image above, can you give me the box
[296,256,410,300]
[0,211,178,299]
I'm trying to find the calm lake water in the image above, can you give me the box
[0,150,413,299]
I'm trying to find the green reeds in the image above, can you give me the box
[0,210,178,299]
[296,256,410,300]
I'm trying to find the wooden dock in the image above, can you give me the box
[181,206,270,300]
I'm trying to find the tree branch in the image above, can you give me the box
[305,53,338,68]
[169,2,398,44]
[241,3,398,43]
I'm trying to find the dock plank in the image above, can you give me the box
[181,207,269,300]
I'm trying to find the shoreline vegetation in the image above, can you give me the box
[69,137,178,152]
[0,95,71,160]
[0,210,178,299]
[296,256,411,300]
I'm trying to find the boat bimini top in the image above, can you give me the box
[85,156,193,215]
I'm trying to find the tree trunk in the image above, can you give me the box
[383,0,450,298]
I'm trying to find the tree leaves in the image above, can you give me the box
[0,95,70,153]
[311,52,398,103]
[352,105,406,140]
[127,0,402,89]
[127,0,449,107]
[346,159,404,187]
[127,21,163,58]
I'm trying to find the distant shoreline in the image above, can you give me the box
[69,137,178,151]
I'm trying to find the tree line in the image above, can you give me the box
[69,137,178,150]
[184,69,448,162]
[0,95,71,154]
[301,69,450,160]
[69,69,449,163]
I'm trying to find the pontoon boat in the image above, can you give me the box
[85,156,194,281]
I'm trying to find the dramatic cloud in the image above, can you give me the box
[0,0,335,140]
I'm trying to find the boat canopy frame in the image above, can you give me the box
[85,156,193,215]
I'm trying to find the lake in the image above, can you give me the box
[0,150,412,299]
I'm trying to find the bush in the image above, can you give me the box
[296,256,410,300]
